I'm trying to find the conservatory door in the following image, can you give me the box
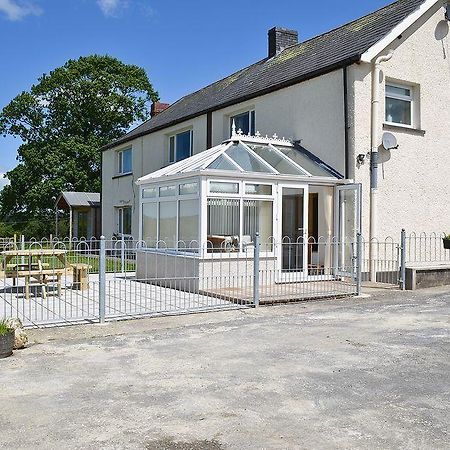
[335,184,362,277]
[278,185,309,281]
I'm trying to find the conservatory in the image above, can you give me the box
[136,133,360,285]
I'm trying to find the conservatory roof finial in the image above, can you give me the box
[231,119,236,137]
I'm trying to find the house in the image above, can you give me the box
[101,0,450,265]
[55,192,101,239]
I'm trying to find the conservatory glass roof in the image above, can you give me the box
[138,135,342,183]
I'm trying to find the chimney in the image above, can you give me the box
[268,27,298,58]
[151,101,170,118]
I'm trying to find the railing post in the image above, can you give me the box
[399,228,406,290]
[121,236,125,275]
[356,232,362,295]
[253,232,260,307]
[99,235,106,323]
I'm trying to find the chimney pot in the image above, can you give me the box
[151,101,170,118]
[268,27,298,58]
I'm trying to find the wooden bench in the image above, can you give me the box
[23,266,70,300]
[5,262,49,286]
[70,264,92,290]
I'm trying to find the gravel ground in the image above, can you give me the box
[1,286,449,449]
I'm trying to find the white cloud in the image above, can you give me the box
[0,0,42,21]
[97,0,126,17]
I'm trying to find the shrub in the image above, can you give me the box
[0,319,14,337]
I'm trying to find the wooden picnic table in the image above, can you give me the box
[1,249,71,299]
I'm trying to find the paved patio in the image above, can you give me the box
[1,271,358,327]
[0,273,242,327]
[0,286,449,449]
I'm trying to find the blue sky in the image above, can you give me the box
[0,0,394,186]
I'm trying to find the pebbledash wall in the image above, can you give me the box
[102,71,346,239]
[350,4,450,241]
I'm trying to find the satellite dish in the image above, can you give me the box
[382,132,398,150]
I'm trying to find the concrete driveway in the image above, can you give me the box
[1,287,449,449]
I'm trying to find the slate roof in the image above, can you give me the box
[104,0,426,150]
[56,192,101,208]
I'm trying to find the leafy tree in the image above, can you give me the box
[0,55,158,236]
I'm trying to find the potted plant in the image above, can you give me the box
[0,319,15,358]
[443,234,450,250]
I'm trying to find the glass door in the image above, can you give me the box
[335,184,362,277]
[278,185,308,281]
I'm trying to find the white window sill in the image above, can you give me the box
[383,123,426,136]
[112,172,133,179]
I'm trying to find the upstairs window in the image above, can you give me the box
[385,84,413,127]
[169,130,193,163]
[117,148,132,174]
[230,110,255,136]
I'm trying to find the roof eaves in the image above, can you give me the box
[360,0,438,62]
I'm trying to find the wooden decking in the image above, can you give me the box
[200,279,357,305]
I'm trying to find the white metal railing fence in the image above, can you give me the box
[362,237,401,285]
[1,230,447,326]
[362,230,450,289]
[404,231,450,264]
[0,234,361,328]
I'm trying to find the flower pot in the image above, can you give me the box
[0,330,14,358]
[444,239,450,250]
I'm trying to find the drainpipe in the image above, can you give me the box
[369,51,393,281]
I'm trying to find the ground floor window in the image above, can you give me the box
[207,198,240,251]
[142,203,157,246]
[243,200,273,250]
[142,197,199,250]
[206,197,273,252]
[117,206,132,236]
[178,199,199,247]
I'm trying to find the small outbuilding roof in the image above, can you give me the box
[56,192,101,209]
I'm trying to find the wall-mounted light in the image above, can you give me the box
[357,154,366,164]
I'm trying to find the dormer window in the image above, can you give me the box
[230,110,255,136]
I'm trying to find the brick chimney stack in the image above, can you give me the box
[151,101,170,118]
[268,27,298,58]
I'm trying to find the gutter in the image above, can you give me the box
[101,54,362,152]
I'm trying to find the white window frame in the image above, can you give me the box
[206,179,275,254]
[230,110,255,137]
[385,82,414,128]
[140,179,200,251]
[117,206,132,237]
[117,148,132,175]
[168,130,193,163]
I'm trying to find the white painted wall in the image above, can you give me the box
[102,70,346,239]
[350,4,450,240]
[212,70,346,172]
[102,115,207,238]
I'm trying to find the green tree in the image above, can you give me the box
[0,55,158,236]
